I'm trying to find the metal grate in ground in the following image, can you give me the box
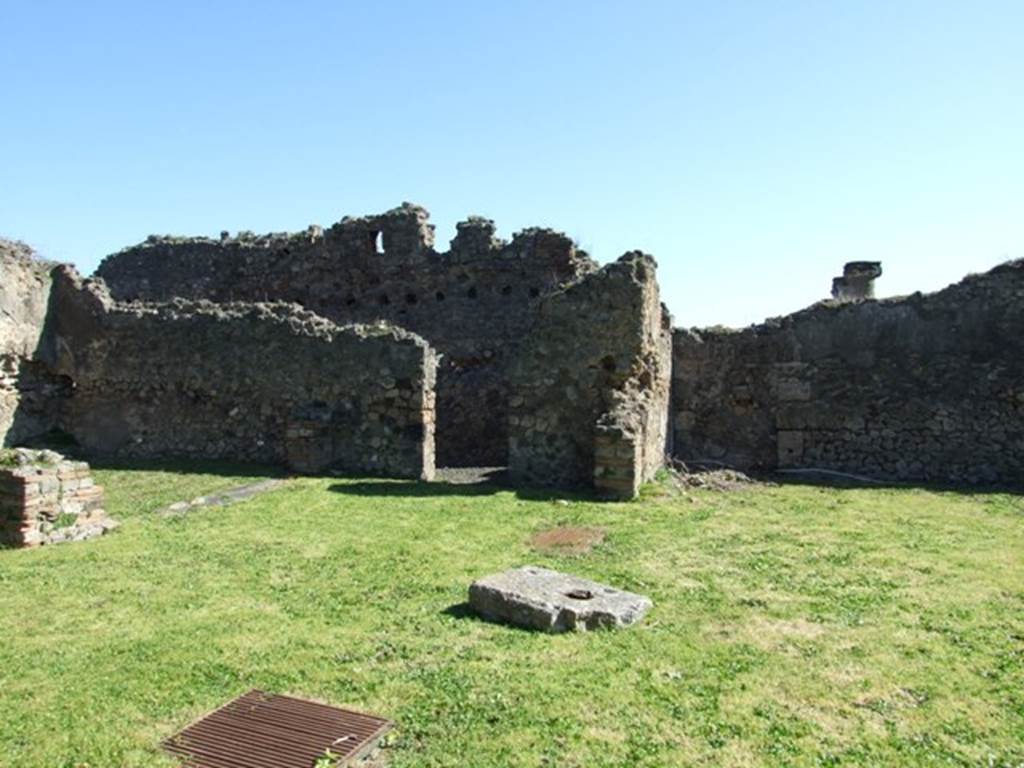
[163,689,392,767]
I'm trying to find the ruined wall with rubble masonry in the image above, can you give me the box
[0,240,70,447]
[508,252,672,496]
[48,269,438,480]
[672,259,1024,484]
[96,204,597,467]
[12,201,1023,498]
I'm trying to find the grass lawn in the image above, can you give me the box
[1,464,1022,767]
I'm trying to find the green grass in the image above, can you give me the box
[0,465,1021,767]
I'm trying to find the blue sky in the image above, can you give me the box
[2,1,1021,327]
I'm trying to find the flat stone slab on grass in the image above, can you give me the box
[160,479,283,516]
[468,565,652,633]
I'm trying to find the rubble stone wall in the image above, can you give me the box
[50,271,438,479]
[0,448,114,548]
[95,204,597,466]
[672,259,1024,484]
[0,240,68,446]
[508,253,672,496]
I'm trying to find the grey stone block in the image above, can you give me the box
[468,565,652,633]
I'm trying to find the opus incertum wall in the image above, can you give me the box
[672,259,1024,485]
[48,269,438,480]
[509,252,672,496]
[0,240,70,448]
[96,203,596,468]
[5,207,1021,497]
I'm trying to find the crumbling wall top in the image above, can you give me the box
[449,216,504,257]
[97,202,596,277]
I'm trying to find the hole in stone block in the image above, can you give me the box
[529,287,540,298]
[565,589,594,601]
[467,286,478,299]
[435,291,446,302]
[405,292,417,305]
[501,285,512,296]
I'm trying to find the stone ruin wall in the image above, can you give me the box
[48,269,437,480]
[95,204,597,467]
[8,202,1020,497]
[672,259,1024,484]
[0,240,70,447]
[509,253,672,496]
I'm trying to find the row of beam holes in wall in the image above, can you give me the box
[343,284,542,307]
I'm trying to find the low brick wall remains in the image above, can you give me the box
[0,448,115,547]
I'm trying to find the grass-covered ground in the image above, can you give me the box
[1,463,1021,767]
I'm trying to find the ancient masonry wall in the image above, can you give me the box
[95,204,597,467]
[508,253,672,497]
[0,449,114,548]
[672,259,1024,484]
[50,270,438,480]
[0,240,69,446]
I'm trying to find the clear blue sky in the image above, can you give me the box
[2,1,1021,327]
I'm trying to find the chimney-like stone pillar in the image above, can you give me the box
[831,261,882,301]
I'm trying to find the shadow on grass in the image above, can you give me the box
[84,456,287,480]
[327,478,600,503]
[440,602,478,621]
[440,602,549,633]
[7,432,287,480]
[763,469,1024,496]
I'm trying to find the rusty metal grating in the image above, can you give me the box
[163,689,393,767]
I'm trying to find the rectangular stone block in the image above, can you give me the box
[468,566,652,633]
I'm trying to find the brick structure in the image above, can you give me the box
[0,449,115,548]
